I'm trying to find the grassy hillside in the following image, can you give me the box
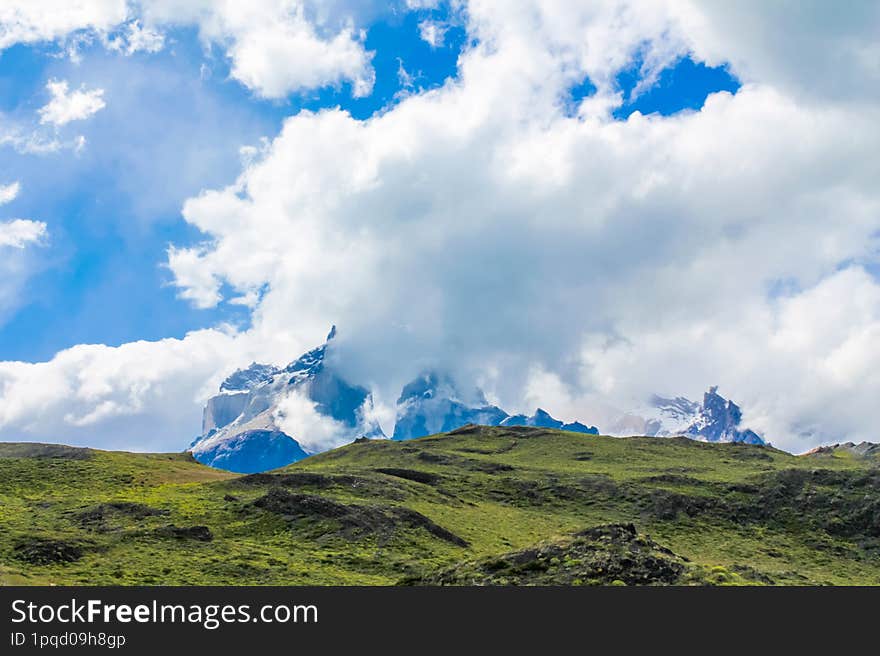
[1,426,878,586]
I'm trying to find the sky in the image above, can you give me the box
[0,0,878,454]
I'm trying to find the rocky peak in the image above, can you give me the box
[393,370,599,440]
[220,362,280,393]
[649,386,763,445]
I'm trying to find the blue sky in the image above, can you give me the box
[0,6,472,361]
[0,10,737,362]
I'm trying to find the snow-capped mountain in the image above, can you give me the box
[609,386,764,445]
[392,372,509,440]
[190,327,384,473]
[189,327,762,474]
[500,409,599,434]
[391,371,598,440]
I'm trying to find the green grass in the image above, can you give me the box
[1,427,878,585]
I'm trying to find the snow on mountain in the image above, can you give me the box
[190,327,384,473]
[391,371,598,440]
[500,408,599,434]
[391,371,509,440]
[189,326,764,473]
[609,386,764,445]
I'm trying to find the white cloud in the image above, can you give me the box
[38,79,107,127]
[106,19,165,54]
[418,20,447,48]
[0,1,377,100]
[0,182,20,205]
[162,1,880,453]
[0,219,46,249]
[140,1,375,99]
[273,388,351,452]
[0,329,258,452]
[0,0,129,50]
[0,219,48,327]
[2,1,880,454]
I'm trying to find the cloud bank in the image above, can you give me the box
[1,1,879,454]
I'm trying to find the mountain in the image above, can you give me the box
[806,441,880,458]
[500,408,599,434]
[610,386,764,445]
[190,327,384,473]
[391,372,508,440]
[391,371,598,440]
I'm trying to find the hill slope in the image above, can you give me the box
[1,428,878,585]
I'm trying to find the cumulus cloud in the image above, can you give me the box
[2,1,880,454]
[105,19,165,54]
[0,182,20,205]
[38,80,107,127]
[163,1,880,452]
[0,329,254,451]
[0,219,46,249]
[273,389,352,453]
[0,0,129,50]
[418,20,447,48]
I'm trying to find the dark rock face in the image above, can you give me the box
[154,525,214,541]
[193,430,309,474]
[191,326,384,473]
[694,387,763,444]
[408,523,687,585]
[392,372,509,440]
[13,538,86,565]
[392,371,599,440]
[373,468,441,485]
[501,409,599,434]
[651,386,764,445]
[251,488,468,547]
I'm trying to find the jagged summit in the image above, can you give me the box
[191,327,384,473]
[190,328,774,473]
[392,371,508,440]
[612,386,764,445]
[219,362,280,393]
[392,371,598,440]
[500,408,599,434]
